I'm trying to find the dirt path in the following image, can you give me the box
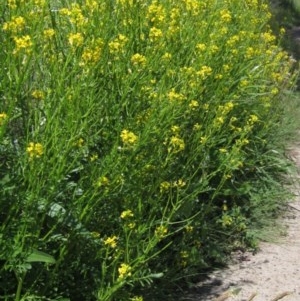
[182,143,300,301]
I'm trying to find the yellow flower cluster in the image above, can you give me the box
[131,53,147,69]
[167,7,180,37]
[13,35,33,54]
[3,16,26,33]
[117,0,133,6]
[196,65,213,80]
[130,296,143,301]
[68,33,84,48]
[221,214,233,227]
[155,225,168,239]
[43,28,55,39]
[104,235,118,248]
[8,0,18,9]
[118,263,132,279]
[60,4,86,27]
[180,250,189,267]
[80,43,103,66]
[162,52,172,61]
[96,176,109,187]
[183,0,200,14]
[149,27,163,42]
[26,142,44,159]
[109,34,128,55]
[120,209,134,219]
[167,89,185,102]
[169,136,185,153]
[120,129,138,145]
[220,9,232,23]
[188,100,199,110]
[247,114,259,125]
[0,113,8,126]
[160,179,186,193]
[31,90,45,100]
[146,1,165,24]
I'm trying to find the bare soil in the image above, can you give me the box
[182,142,300,301]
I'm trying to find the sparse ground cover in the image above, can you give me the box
[0,1,299,300]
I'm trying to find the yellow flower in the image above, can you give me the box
[146,1,165,24]
[3,16,26,33]
[96,176,109,187]
[155,225,168,239]
[26,142,44,159]
[31,90,45,100]
[68,33,84,47]
[167,89,185,102]
[60,4,85,26]
[118,263,132,279]
[0,113,8,126]
[90,154,98,162]
[127,222,136,229]
[120,209,134,219]
[131,53,147,67]
[91,231,100,238]
[221,214,233,227]
[8,0,17,9]
[75,138,84,147]
[239,80,249,88]
[220,9,232,22]
[117,0,133,6]
[120,129,138,145]
[171,125,180,133]
[196,43,206,51]
[86,0,98,11]
[197,66,212,80]
[183,0,200,14]
[43,28,55,39]
[185,225,194,233]
[80,38,103,66]
[261,31,276,43]
[109,34,128,54]
[59,8,72,16]
[104,235,118,248]
[162,52,172,61]
[130,296,143,301]
[13,35,33,54]
[180,251,189,258]
[248,114,258,124]
[160,181,171,193]
[33,0,45,5]
[149,27,163,42]
[189,100,199,110]
[214,116,224,127]
[200,136,208,144]
[169,136,185,152]
[173,179,186,188]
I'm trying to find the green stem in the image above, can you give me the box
[15,272,25,301]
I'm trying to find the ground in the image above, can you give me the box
[181,140,300,301]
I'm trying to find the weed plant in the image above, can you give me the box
[0,0,299,300]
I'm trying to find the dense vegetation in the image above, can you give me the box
[0,0,299,300]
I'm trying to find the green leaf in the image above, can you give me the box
[26,249,56,264]
[148,272,164,279]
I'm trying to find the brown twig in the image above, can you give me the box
[270,291,293,301]
[213,288,241,301]
[213,291,231,301]
[247,292,257,301]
